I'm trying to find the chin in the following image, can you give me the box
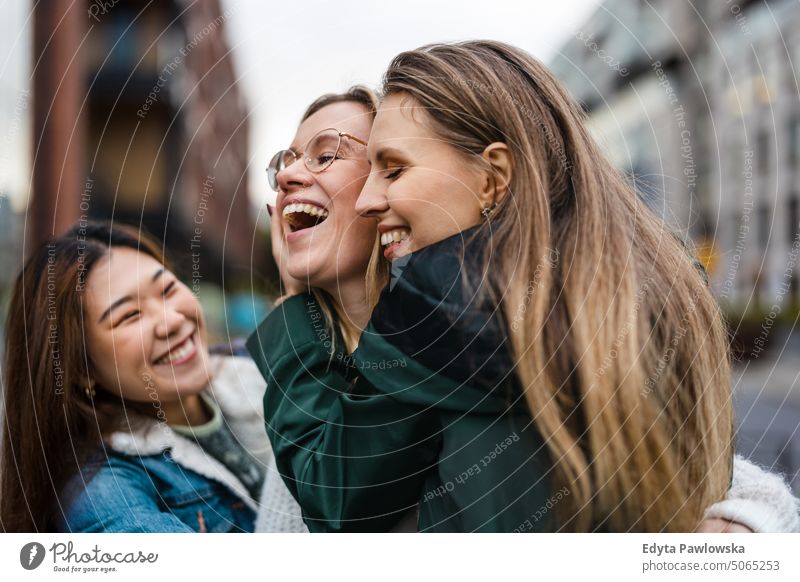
[153,357,211,395]
[172,372,212,397]
[288,261,326,287]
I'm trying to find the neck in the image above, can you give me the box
[163,393,210,427]
[323,277,372,349]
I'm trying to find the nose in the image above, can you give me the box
[155,306,185,339]
[276,154,313,193]
[355,170,390,218]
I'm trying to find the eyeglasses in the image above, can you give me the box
[266,128,368,191]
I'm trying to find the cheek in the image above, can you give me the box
[177,291,204,321]
[390,173,479,241]
[386,177,436,225]
[89,328,150,393]
[330,178,367,223]
[176,294,210,346]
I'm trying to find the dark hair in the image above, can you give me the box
[300,85,378,121]
[0,221,166,531]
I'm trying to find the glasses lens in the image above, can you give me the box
[267,150,294,191]
[304,129,341,173]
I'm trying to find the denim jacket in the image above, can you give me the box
[58,356,271,533]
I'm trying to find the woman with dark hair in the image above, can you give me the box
[0,222,270,532]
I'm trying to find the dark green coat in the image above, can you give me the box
[247,228,553,532]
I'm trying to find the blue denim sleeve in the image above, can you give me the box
[60,461,194,533]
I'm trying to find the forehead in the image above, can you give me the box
[368,94,435,149]
[86,248,163,304]
[292,101,372,149]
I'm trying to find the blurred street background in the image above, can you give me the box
[1,0,798,492]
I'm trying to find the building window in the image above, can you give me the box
[790,196,800,302]
[789,195,799,246]
[790,117,800,169]
[758,204,770,250]
[756,129,770,176]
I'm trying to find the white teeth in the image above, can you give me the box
[156,336,195,365]
[380,229,410,247]
[282,203,329,219]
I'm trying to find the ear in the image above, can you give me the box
[478,142,512,207]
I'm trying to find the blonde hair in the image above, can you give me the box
[301,86,389,353]
[381,41,732,531]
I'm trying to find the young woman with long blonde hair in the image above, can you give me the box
[250,43,799,531]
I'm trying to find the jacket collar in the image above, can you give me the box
[104,356,269,510]
[365,225,520,399]
[106,421,257,511]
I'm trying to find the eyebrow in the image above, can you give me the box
[97,268,165,323]
[371,146,407,165]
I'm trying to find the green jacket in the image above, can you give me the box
[247,228,553,532]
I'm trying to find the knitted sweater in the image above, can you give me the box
[238,328,798,532]
[255,451,800,532]
[704,455,800,532]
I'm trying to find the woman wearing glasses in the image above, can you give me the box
[254,86,392,531]
[264,86,386,350]
[251,43,800,532]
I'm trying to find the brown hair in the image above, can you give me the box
[300,86,388,352]
[381,41,732,531]
[301,85,378,122]
[0,222,167,531]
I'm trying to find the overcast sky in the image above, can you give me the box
[0,0,33,211]
[0,0,601,212]
[222,0,601,209]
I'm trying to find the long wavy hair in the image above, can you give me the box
[380,40,732,531]
[300,86,389,352]
[0,222,168,532]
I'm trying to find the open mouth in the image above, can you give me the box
[380,228,411,260]
[154,332,198,366]
[282,203,329,233]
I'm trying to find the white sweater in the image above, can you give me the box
[704,456,800,532]
[255,453,800,532]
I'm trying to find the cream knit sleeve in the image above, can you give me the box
[704,455,800,532]
[254,452,308,533]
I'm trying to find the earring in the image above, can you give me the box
[84,383,96,399]
[481,202,498,219]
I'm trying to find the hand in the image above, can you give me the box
[269,204,307,298]
[696,518,754,533]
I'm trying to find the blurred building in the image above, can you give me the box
[550,0,800,310]
[0,196,22,348]
[31,0,266,296]
[552,0,800,491]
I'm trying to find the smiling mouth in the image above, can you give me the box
[380,228,411,260]
[154,333,198,366]
[282,203,329,233]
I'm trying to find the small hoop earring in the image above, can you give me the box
[84,384,96,399]
[481,202,498,219]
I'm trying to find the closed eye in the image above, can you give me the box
[384,168,404,180]
[163,280,177,297]
[117,310,140,325]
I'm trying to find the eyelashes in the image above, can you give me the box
[113,280,178,327]
[384,167,404,180]
[117,310,140,325]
